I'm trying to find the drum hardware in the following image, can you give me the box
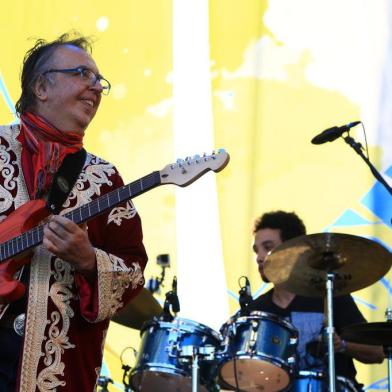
[326,272,337,392]
[263,232,392,392]
[341,307,392,392]
[119,347,138,392]
[179,345,217,392]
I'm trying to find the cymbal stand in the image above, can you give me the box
[385,308,392,392]
[179,345,215,392]
[325,272,337,392]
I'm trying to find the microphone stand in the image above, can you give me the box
[343,135,392,197]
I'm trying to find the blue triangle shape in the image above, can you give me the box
[330,209,372,227]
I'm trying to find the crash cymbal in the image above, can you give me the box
[341,322,392,346]
[111,288,162,330]
[263,233,392,297]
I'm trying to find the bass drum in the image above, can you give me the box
[130,317,221,392]
[218,311,298,392]
[293,371,360,391]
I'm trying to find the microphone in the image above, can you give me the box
[239,276,253,315]
[171,276,180,314]
[159,276,180,322]
[311,121,361,145]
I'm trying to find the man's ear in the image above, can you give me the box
[33,75,49,102]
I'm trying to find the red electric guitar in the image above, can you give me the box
[0,149,230,303]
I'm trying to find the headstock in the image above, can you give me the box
[160,149,230,187]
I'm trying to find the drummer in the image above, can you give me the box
[250,210,384,390]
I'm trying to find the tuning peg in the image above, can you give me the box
[185,156,194,165]
[217,148,226,154]
[176,158,185,166]
[193,154,201,163]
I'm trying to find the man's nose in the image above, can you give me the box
[257,251,266,264]
[91,80,104,93]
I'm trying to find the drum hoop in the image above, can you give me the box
[130,364,188,378]
[219,352,294,372]
[337,375,358,391]
[141,317,221,341]
[233,311,297,332]
[296,371,359,391]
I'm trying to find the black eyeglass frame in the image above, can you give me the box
[42,66,111,95]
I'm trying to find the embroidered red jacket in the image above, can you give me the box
[0,124,148,391]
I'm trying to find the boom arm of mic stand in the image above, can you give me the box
[343,136,392,197]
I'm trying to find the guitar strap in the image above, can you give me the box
[46,148,87,214]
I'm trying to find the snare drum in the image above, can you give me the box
[293,371,359,392]
[130,317,221,392]
[218,311,298,392]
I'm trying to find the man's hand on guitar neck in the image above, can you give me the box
[43,215,97,280]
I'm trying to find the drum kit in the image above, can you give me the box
[108,232,392,392]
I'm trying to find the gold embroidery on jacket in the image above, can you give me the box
[20,248,52,392]
[107,200,137,226]
[94,250,144,321]
[36,259,76,390]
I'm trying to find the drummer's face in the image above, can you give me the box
[253,228,282,282]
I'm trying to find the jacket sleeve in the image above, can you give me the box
[74,169,148,323]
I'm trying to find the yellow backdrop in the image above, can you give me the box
[1,0,391,390]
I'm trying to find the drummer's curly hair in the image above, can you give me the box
[253,210,306,242]
[15,31,94,116]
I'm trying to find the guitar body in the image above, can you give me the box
[0,199,49,303]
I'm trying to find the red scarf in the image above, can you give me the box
[19,112,83,199]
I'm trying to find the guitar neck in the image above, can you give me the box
[0,171,161,262]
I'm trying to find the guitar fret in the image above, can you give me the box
[1,170,163,263]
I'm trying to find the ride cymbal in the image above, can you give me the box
[263,233,392,297]
[341,322,392,346]
[111,288,162,330]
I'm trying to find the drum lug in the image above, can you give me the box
[166,341,181,358]
[288,356,296,364]
[167,328,181,358]
[248,321,259,351]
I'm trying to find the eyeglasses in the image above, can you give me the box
[43,66,111,95]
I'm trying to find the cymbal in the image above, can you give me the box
[341,322,392,346]
[263,233,392,297]
[111,288,162,330]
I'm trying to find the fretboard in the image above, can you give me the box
[0,171,161,263]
